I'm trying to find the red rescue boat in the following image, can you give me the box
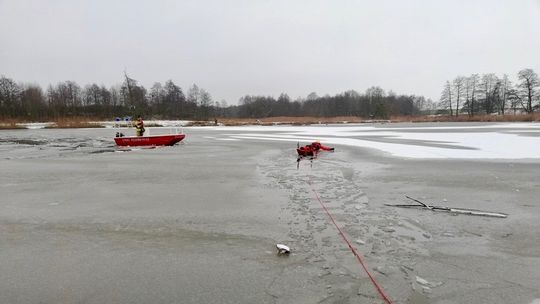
[114,134,185,146]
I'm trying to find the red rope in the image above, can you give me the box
[307,175,394,304]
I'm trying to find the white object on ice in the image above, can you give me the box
[416,276,443,288]
[276,244,290,254]
[415,276,430,285]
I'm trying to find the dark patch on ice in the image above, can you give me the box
[352,136,479,150]
[89,149,117,154]
[0,135,121,158]
[0,138,47,145]
[502,131,540,137]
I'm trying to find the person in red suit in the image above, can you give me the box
[310,141,334,152]
[297,141,334,157]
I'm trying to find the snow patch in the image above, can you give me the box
[215,138,240,141]
[202,124,540,159]
[17,122,54,129]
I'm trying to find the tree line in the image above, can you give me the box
[0,73,217,121]
[0,72,445,121]
[229,88,434,119]
[439,68,539,116]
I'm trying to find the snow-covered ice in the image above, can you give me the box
[201,123,540,159]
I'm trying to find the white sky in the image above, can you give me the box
[1,0,539,104]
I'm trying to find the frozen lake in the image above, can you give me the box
[206,122,540,159]
[1,123,540,304]
[3,122,540,160]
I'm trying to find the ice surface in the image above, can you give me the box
[201,123,540,159]
[1,124,540,304]
[2,123,540,160]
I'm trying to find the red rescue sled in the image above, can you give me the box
[114,134,186,146]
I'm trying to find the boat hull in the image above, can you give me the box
[114,134,185,146]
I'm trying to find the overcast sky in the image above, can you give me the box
[1,0,539,104]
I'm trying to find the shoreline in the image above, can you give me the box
[1,114,540,130]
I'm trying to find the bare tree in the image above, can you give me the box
[517,68,539,113]
[464,74,480,116]
[110,85,121,109]
[149,82,164,105]
[83,84,102,106]
[306,92,319,101]
[163,80,185,118]
[440,81,453,116]
[121,73,147,115]
[0,76,21,117]
[453,76,466,116]
[47,82,80,117]
[20,84,46,119]
[199,88,213,120]
[149,82,164,116]
[498,74,511,115]
[480,74,499,114]
[187,84,200,104]
[274,93,291,116]
[65,81,81,111]
[186,84,200,118]
[366,86,386,118]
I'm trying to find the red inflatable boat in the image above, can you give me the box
[114,134,185,146]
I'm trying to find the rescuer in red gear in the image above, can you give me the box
[297,145,314,157]
[310,141,334,152]
[297,141,334,157]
